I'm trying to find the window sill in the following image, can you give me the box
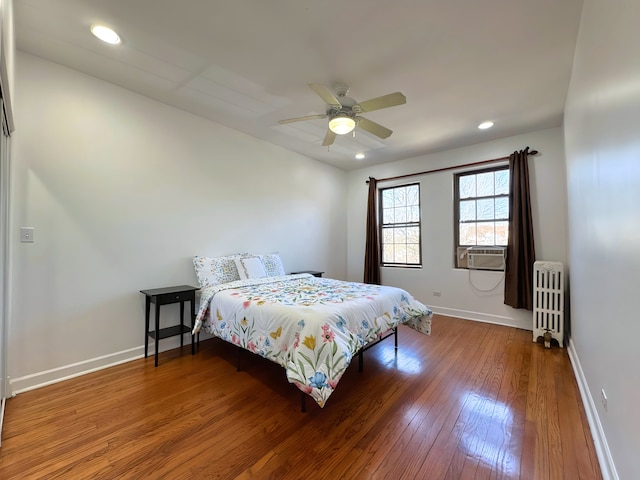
[381,264,423,269]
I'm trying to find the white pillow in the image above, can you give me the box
[260,253,286,277]
[235,256,267,280]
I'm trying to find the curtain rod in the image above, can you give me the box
[365,149,538,184]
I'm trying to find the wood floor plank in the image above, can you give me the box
[0,315,603,479]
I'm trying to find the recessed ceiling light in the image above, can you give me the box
[91,25,121,45]
[355,153,366,160]
[478,121,494,130]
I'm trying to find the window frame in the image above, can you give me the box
[453,165,509,268]
[379,182,422,268]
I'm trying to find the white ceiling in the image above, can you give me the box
[15,0,584,171]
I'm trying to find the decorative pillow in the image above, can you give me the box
[235,256,267,280]
[260,253,286,277]
[193,255,241,287]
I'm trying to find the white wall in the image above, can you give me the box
[564,1,640,478]
[9,52,348,393]
[347,127,568,330]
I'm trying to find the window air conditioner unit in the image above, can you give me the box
[466,246,506,271]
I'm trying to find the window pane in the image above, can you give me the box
[395,207,407,223]
[460,200,476,221]
[382,189,394,208]
[495,197,509,219]
[394,188,406,206]
[459,175,476,198]
[495,221,508,245]
[477,198,495,220]
[477,172,495,197]
[495,170,509,195]
[394,244,407,263]
[477,222,495,245]
[460,223,476,245]
[383,208,394,224]
[394,227,407,244]
[408,205,420,222]
[383,244,394,263]
[382,227,394,243]
[407,226,420,243]
[407,244,420,264]
[406,185,419,205]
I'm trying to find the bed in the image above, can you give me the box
[192,254,433,408]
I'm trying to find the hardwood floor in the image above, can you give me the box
[0,315,602,479]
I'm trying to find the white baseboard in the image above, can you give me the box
[9,345,146,396]
[431,306,533,331]
[567,338,619,480]
[9,333,212,397]
[0,396,5,446]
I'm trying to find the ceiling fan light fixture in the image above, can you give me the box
[478,121,494,130]
[329,115,356,135]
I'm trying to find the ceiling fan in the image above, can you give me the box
[278,83,406,147]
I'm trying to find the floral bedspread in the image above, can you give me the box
[193,274,432,407]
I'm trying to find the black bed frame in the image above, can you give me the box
[234,326,399,412]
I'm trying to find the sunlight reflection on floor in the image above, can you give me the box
[377,344,422,374]
[458,392,520,476]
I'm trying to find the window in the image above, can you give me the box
[454,166,509,268]
[380,183,421,266]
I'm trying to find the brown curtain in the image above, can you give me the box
[363,177,381,284]
[504,147,535,309]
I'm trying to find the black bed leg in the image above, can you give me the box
[358,350,364,372]
[395,326,398,350]
[236,347,241,371]
[301,392,306,412]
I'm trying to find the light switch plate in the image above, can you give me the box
[20,227,34,243]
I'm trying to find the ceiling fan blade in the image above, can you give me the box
[322,129,337,146]
[357,117,393,139]
[355,92,406,113]
[278,114,327,125]
[308,84,342,107]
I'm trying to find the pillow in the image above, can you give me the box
[260,253,285,277]
[193,255,241,287]
[235,255,267,280]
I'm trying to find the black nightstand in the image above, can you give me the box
[140,285,199,367]
[291,270,324,278]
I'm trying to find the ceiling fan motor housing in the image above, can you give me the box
[327,85,357,119]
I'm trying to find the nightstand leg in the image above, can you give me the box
[154,301,160,367]
[179,301,185,348]
[191,298,196,355]
[144,296,150,358]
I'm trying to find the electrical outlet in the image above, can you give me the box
[601,388,608,411]
[433,291,441,297]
